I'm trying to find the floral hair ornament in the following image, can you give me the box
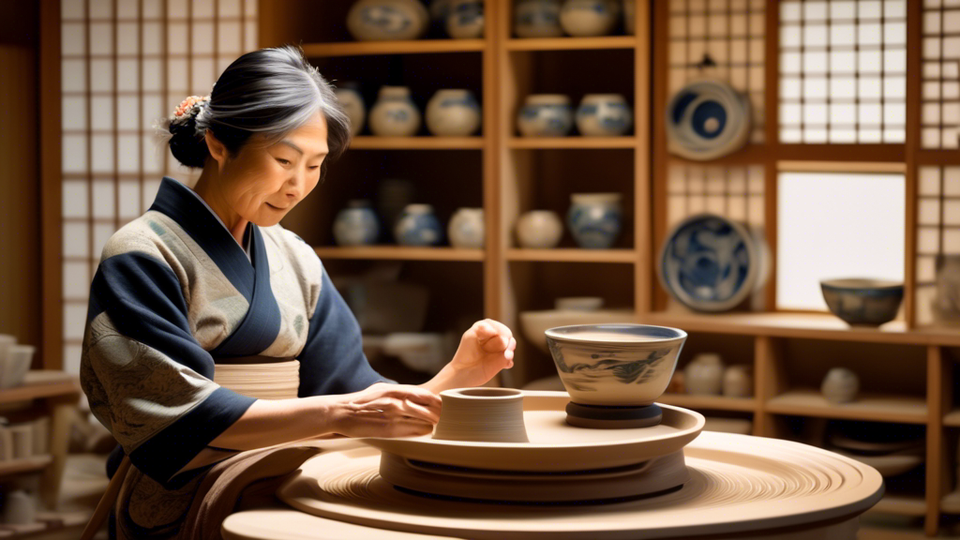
[170,95,210,125]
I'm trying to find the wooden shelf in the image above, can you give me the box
[301,39,485,57]
[0,371,79,406]
[349,136,485,150]
[766,389,928,424]
[0,455,53,479]
[506,248,636,263]
[658,393,756,412]
[638,311,960,347]
[505,36,638,51]
[867,494,928,517]
[313,246,484,262]
[508,137,636,149]
[944,409,960,427]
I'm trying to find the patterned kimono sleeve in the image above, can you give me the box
[297,265,393,397]
[80,249,256,487]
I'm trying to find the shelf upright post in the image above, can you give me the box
[926,345,947,535]
[634,0,652,315]
[754,335,783,438]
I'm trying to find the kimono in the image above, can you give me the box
[80,177,389,538]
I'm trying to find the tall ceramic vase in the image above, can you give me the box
[369,86,421,137]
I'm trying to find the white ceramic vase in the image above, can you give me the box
[333,200,380,246]
[445,0,484,39]
[369,86,421,137]
[559,0,617,37]
[517,94,573,137]
[722,364,753,398]
[821,368,859,404]
[347,0,429,41]
[334,85,366,137]
[425,89,481,137]
[575,94,633,136]
[514,0,563,38]
[685,353,725,395]
[516,210,563,248]
[448,208,485,249]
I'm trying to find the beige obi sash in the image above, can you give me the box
[212,356,299,401]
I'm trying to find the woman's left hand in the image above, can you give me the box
[422,319,517,392]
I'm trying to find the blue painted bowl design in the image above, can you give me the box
[545,324,687,406]
[658,213,759,312]
[666,79,751,161]
[821,279,904,326]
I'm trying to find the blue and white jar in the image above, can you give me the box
[334,83,366,137]
[347,0,430,41]
[369,86,421,137]
[514,0,563,38]
[517,94,573,137]
[567,193,622,249]
[395,204,443,246]
[447,207,485,249]
[665,79,752,161]
[446,0,484,39]
[333,200,380,246]
[576,94,632,136]
[559,0,617,37]
[425,89,481,136]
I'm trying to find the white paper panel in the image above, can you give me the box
[217,56,234,76]
[118,59,139,92]
[63,303,87,341]
[143,0,162,18]
[63,222,89,258]
[143,22,163,55]
[62,96,87,131]
[920,167,942,195]
[117,0,139,18]
[118,23,140,54]
[62,135,88,173]
[93,224,115,260]
[220,0,241,17]
[918,255,937,283]
[62,23,86,56]
[62,59,86,92]
[62,180,89,219]
[141,58,162,91]
[118,135,140,173]
[90,59,114,92]
[91,135,115,173]
[90,96,114,131]
[193,22,215,54]
[244,21,257,52]
[167,58,188,92]
[168,0,188,17]
[141,93,164,129]
[92,180,115,219]
[63,344,83,376]
[919,199,941,225]
[117,96,139,131]
[918,227,940,254]
[143,137,165,174]
[61,0,85,20]
[119,181,141,219]
[142,179,162,210]
[90,23,113,55]
[245,0,257,16]
[88,0,113,18]
[194,0,215,18]
[192,58,216,95]
[168,23,188,55]
[218,21,242,54]
[945,229,960,253]
[62,262,90,299]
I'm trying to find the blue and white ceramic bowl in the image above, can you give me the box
[445,0,484,38]
[665,79,751,161]
[567,193,622,249]
[545,324,687,406]
[333,200,380,246]
[395,204,443,246]
[658,213,761,312]
[821,279,904,327]
[576,94,632,136]
[517,94,574,137]
[514,0,563,38]
[425,89,481,137]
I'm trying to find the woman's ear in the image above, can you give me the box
[204,129,229,172]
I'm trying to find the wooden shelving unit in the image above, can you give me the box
[261,1,958,534]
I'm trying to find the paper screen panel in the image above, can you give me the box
[921,0,960,149]
[916,166,960,325]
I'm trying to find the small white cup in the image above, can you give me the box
[9,424,33,460]
[3,490,36,525]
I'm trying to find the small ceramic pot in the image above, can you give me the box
[514,0,563,38]
[516,210,563,248]
[9,423,32,459]
[559,0,617,37]
[347,0,430,41]
[820,279,904,327]
[425,89,481,137]
[545,324,687,407]
[445,0,484,39]
[2,490,36,526]
[684,353,724,395]
[623,0,634,34]
[722,364,753,398]
[576,94,632,136]
[517,94,574,137]
[0,344,32,390]
[369,86,422,137]
[447,207,484,249]
[335,83,366,137]
[567,193,622,249]
[821,368,859,404]
[395,204,442,246]
[333,200,380,247]
[433,387,529,443]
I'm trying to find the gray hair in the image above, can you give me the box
[165,45,351,178]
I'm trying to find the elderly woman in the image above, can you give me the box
[80,45,515,539]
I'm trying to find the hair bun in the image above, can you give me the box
[167,102,210,169]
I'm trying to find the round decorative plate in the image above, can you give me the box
[666,79,751,161]
[356,392,704,472]
[658,213,759,312]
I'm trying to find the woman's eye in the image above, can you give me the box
[309,166,320,170]
[276,158,291,166]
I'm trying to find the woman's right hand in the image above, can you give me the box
[322,382,442,438]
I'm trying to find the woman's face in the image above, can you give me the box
[216,110,329,227]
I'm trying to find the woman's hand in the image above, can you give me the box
[322,382,442,438]
[422,319,517,393]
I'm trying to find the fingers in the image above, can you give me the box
[473,319,514,353]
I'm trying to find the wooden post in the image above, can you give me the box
[926,345,944,536]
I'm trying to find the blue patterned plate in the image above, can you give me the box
[658,213,759,312]
[666,79,751,161]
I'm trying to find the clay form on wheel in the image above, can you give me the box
[432,388,529,443]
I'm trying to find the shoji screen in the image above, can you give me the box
[59,0,258,374]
